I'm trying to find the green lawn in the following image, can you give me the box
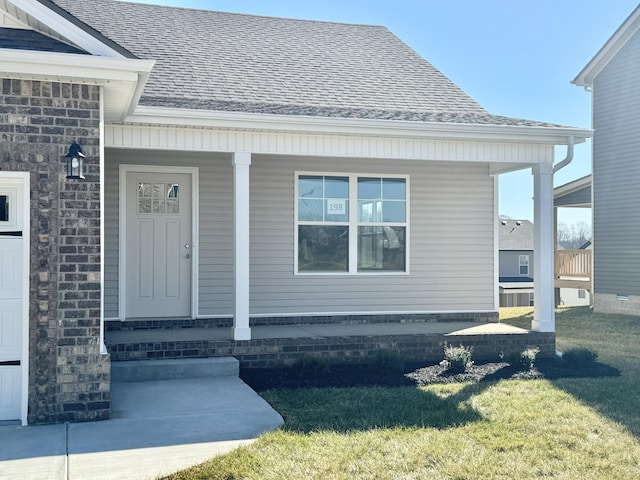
[165,307,640,479]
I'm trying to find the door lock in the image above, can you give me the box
[185,253,191,259]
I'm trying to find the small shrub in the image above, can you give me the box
[562,346,598,369]
[372,350,405,374]
[291,355,330,378]
[506,347,540,371]
[443,343,473,373]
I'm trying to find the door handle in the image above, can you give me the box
[185,253,191,259]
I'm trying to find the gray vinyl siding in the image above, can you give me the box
[499,251,534,278]
[104,149,234,318]
[592,29,640,296]
[105,151,495,318]
[554,186,591,207]
[250,156,495,314]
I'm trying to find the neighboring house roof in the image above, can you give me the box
[499,219,534,251]
[47,0,563,127]
[573,4,640,87]
[554,174,591,208]
[0,27,86,54]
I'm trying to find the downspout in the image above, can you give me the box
[551,135,575,312]
[553,136,575,173]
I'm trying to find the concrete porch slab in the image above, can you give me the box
[0,376,283,480]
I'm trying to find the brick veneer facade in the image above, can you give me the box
[0,79,109,424]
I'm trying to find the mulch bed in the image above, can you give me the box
[240,358,619,392]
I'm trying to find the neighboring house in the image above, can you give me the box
[498,218,591,307]
[553,175,592,307]
[499,219,535,307]
[0,0,590,425]
[573,4,640,315]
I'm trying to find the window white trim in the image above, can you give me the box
[519,254,530,276]
[294,171,409,275]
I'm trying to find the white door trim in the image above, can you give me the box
[118,165,199,320]
[0,172,29,425]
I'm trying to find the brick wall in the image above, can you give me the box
[108,331,556,368]
[0,78,109,424]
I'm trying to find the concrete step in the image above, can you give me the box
[111,357,239,383]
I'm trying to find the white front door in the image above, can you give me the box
[0,177,26,422]
[125,172,192,318]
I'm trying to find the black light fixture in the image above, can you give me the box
[65,141,85,179]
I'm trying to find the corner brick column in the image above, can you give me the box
[0,79,109,424]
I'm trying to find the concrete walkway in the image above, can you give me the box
[0,376,284,480]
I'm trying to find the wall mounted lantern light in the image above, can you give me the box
[65,141,85,179]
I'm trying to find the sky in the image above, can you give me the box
[126,0,640,228]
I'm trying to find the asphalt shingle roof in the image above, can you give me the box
[499,219,534,251]
[50,0,563,126]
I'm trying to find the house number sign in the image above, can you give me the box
[326,199,346,216]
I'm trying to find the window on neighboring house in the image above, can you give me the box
[529,293,534,306]
[578,289,586,299]
[296,173,408,274]
[519,255,529,276]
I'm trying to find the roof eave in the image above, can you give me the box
[572,4,640,87]
[124,106,592,145]
[0,48,155,121]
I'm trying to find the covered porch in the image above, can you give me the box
[553,175,592,301]
[105,316,555,367]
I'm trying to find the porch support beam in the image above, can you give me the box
[233,152,252,340]
[532,163,555,332]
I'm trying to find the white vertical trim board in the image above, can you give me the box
[99,86,107,354]
[232,152,251,340]
[118,164,199,320]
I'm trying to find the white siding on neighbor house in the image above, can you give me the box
[105,151,496,318]
[593,28,640,298]
[249,156,495,315]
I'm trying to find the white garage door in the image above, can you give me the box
[0,177,26,422]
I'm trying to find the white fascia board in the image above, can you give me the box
[0,48,154,83]
[127,106,592,146]
[573,4,640,87]
[7,0,126,57]
[553,174,592,197]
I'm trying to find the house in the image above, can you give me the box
[0,0,590,425]
[498,219,535,307]
[572,4,640,315]
[498,218,590,307]
[553,175,592,306]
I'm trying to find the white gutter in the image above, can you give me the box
[128,106,592,144]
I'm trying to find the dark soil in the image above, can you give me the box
[240,358,619,392]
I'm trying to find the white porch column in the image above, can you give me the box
[233,152,251,340]
[532,163,555,332]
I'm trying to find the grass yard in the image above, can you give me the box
[165,307,640,479]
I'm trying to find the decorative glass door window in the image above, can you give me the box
[138,182,180,214]
[296,173,408,274]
